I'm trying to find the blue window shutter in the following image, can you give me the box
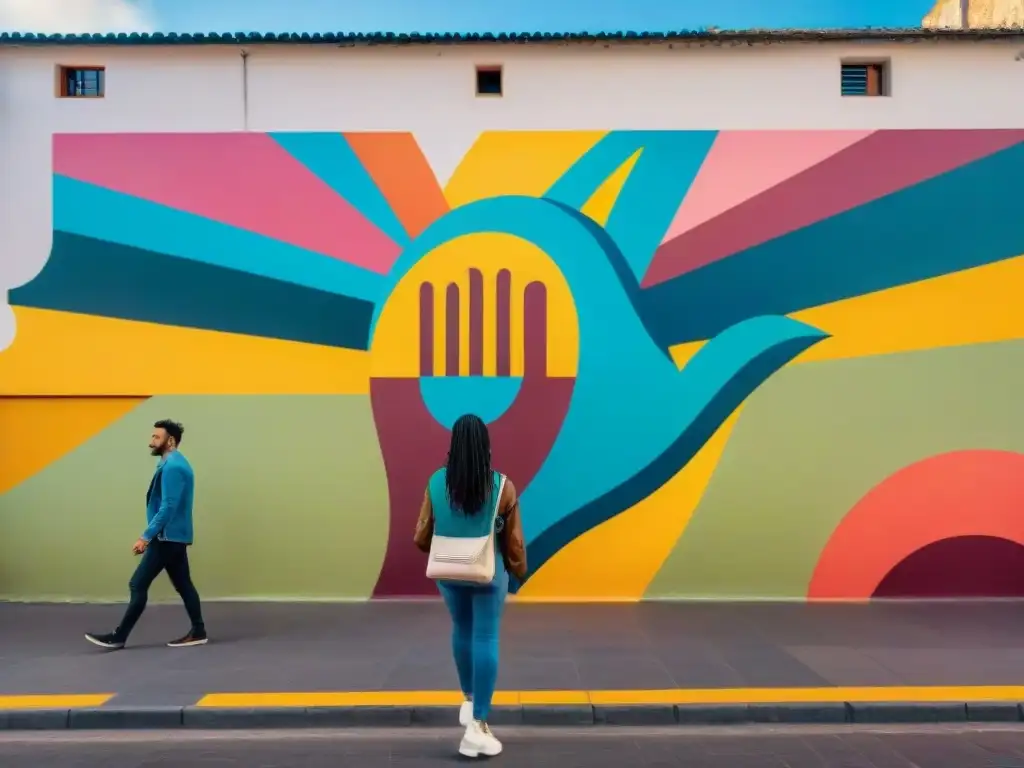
[841,64,869,96]
[62,67,105,97]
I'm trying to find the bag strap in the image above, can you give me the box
[491,473,506,526]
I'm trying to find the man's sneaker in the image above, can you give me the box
[167,630,208,648]
[459,699,472,726]
[459,720,502,758]
[84,632,124,650]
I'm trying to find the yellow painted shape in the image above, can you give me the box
[0,307,369,396]
[0,694,113,710]
[444,131,606,208]
[579,150,642,226]
[519,690,590,705]
[591,686,1024,705]
[0,396,144,493]
[371,234,578,379]
[518,408,742,601]
[792,254,1024,362]
[199,691,520,708]
[666,255,1024,367]
[197,686,1024,708]
[668,340,704,370]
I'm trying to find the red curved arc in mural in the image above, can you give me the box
[808,450,1024,599]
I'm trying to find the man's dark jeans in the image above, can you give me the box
[114,539,205,641]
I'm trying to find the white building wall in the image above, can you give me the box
[1,40,1023,349]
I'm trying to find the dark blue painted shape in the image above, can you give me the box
[641,141,1024,346]
[11,231,374,350]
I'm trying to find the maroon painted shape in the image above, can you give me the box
[445,283,459,376]
[496,269,511,376]
[873,535,1024,598]
[418,282,434,377]
[369,375,575,597]
[643,129,1024,287]
[469,269,484,376]
[524,281,547,378]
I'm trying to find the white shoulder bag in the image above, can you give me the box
[426,474,506,584]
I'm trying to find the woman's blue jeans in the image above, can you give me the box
[438,573,507,722]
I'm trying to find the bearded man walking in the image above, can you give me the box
[85,419,207,649]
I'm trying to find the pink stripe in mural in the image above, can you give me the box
[662,130,874,242]
[644,129,1024,287]
[53,133,401,273]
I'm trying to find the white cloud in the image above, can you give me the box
[0,0,156,34]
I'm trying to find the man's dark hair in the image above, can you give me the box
[154,419,185,445]
[445,414,492,515]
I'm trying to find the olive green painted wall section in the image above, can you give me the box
[647,340,1024,599]
[0,396,388,601]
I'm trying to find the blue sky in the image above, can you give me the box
[151,0,936,33]
[2,0,938,35]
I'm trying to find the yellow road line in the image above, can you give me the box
[197,686,1024,709]
[0,694,113,710]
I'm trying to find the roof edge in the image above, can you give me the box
[2,28,1024,47]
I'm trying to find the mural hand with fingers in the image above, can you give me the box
[369,131,828,599]
[370,257,574,596]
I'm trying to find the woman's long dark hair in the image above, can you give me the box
[445,414,492,515]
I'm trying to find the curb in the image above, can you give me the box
[1,701,1022,730]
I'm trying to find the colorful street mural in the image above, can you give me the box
[1,129,1024,602]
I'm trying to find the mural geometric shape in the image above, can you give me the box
[645,129,1024,288]
[873,536,1024,598]
[809,450,1024,599]
[661,130,873,242]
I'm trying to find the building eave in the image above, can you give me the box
[2,28,1024,48]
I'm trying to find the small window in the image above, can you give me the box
[59,67,105,98]
[841,62,887,97]
[475,66,502,97]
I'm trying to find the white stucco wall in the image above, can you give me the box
[1,39,1023,350]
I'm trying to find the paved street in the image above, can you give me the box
[2,725,1024,767]
[2,601,1024,706]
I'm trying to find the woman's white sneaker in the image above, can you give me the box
[459,700,472,726]
[458,720,502,758]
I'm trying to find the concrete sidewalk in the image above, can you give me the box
[2,602,1024,730]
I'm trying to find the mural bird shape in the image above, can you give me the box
[369,131,828,594]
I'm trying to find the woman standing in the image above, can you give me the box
[413,414,527,758]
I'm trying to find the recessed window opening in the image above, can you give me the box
[59,66,105,98]
[841,62,887,97]
[475,65,503,97]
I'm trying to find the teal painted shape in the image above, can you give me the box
[544,130,717,281]
[53,175,383,304]
[371,194,826,575]
[642,141,1024,345]
[270,132,411,247]
[419,376,523,428]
